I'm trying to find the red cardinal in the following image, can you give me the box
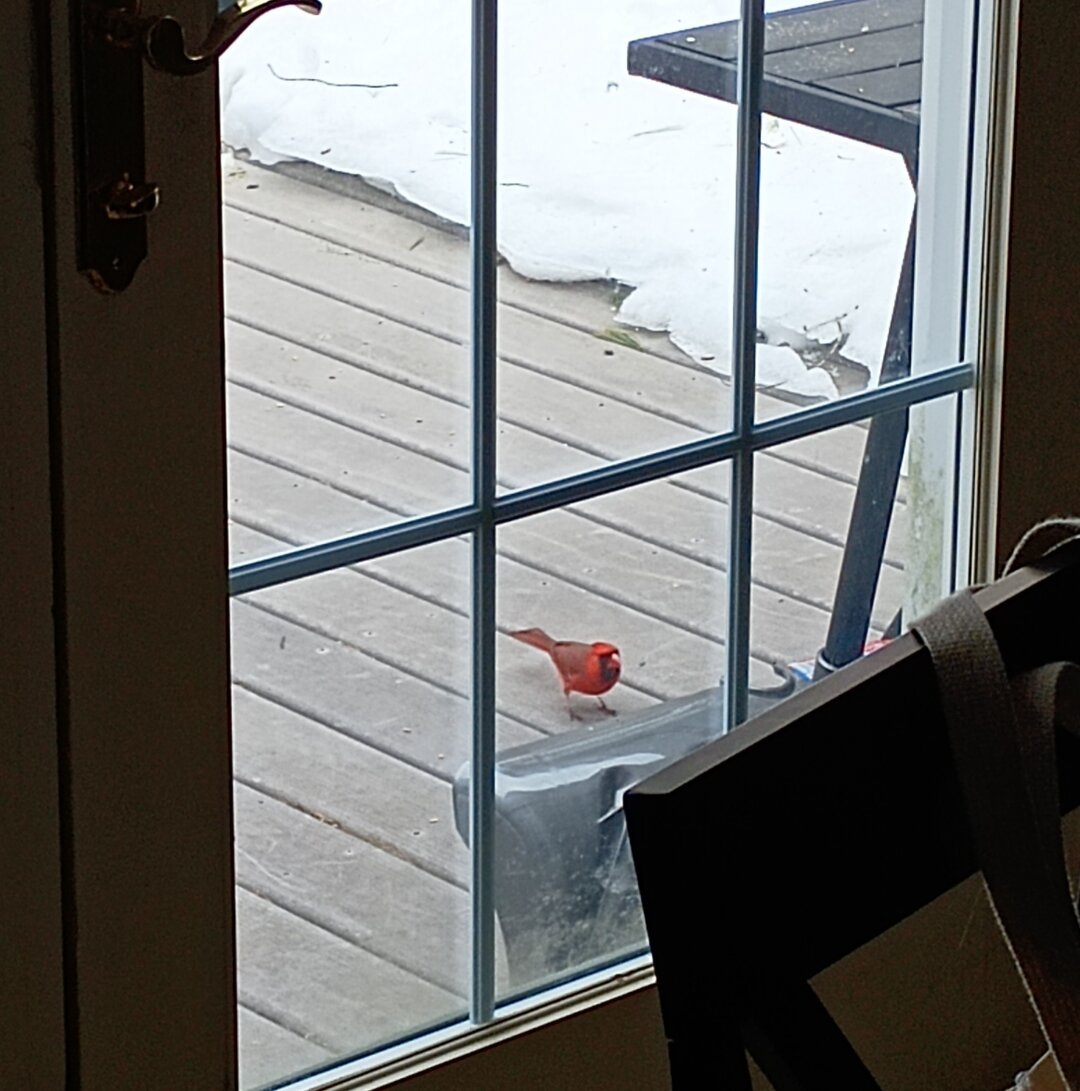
[510,628,621,720]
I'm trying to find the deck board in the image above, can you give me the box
[222,250,906,566]
[224,205,887,499]
[222,160,913,1086]
[229,442,841,666]
[235,785,471,997]
[225,165,876,478]
[236,886,463,1058]
[228,442,856,626]
[234,523,723,710]
[231,594,542,780]
[232,485,834,715]
[233,686,470,885]
[237,1005,335,1091]
[225,323,904,625]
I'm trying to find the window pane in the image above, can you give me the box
[753,2,918,412]
[751,0,974,422]
[754,122,916,410]
[214,0,986,1079]
[221,3,472,568]
[494,6,740,490]
[488,469,732,996]
[230,539,473,1088]
[749,396,959,716]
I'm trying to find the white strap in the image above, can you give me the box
[1004,518,1080,576]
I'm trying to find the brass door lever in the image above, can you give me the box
[145,0,322,76]
[77,0,322,291]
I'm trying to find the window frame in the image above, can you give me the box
[20,0,237,1085]
[226,0,973,1065]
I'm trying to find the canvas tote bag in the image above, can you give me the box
[911,521,1080,1090]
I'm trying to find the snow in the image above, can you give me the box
[220,0,915,398]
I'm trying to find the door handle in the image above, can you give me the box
[77,0,322,292]
[145,0,322,76]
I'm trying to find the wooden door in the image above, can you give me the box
[4,1,236,1086]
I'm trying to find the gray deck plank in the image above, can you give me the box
[223,249,907,567]
[223,217,699,470]
[226,163,690,365]
[233,686,469,886]
[223,164,876,480]
[224,379,465,544]
[238,1005,334,1090]
[231,595,542,781]
[235,885,462,1059]
[232,521,763,716]
[222,251,907,568]
[232,478,829,724]
[234,784,473,998]
[228,447,841,667]
[226,343,903,632]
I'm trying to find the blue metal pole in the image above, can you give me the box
[724,0,765,732]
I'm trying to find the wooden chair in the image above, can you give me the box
[625,543,1080,1088]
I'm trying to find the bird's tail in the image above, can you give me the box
[509,627,556,654]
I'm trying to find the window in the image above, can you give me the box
[219,1,994,1086]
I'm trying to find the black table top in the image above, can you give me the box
[628,0,923,165]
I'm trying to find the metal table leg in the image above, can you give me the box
[815,211,915,677]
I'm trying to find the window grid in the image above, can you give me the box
[469,0,499,1026]
[225,0,977,1036]
[724,0,766,732]
[227,364,973,598]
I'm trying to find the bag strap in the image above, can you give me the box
[912,590,1080,1089]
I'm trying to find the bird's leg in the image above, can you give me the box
[596,696,617,716]
[565,694,583,722]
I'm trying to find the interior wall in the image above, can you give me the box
[386,987,672,1090]
[993,1,1080,564]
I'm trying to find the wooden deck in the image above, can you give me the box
[221,160,907,1088]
